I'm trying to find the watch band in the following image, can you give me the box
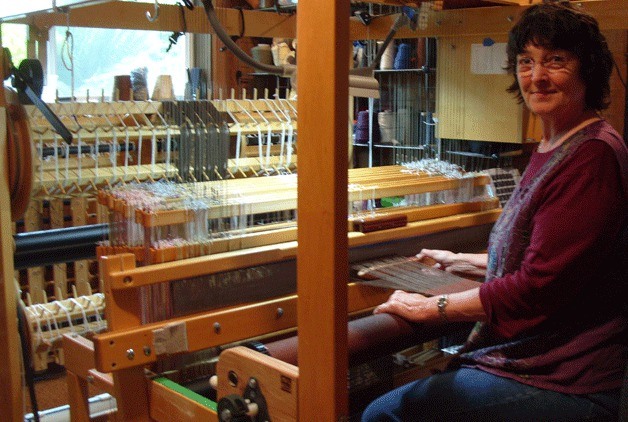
[437,294,449,322]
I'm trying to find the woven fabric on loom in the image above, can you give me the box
[352,255,480,296]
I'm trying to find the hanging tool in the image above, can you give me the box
[4,48,72,144]
[146,0,160,22]
[166,1,189,52]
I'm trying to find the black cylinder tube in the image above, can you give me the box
[14,223,109,270]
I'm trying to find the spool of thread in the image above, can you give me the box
[113,75,132,101]
[284,50,296,65]
[251,44,273,66]
[378,111,397,144]
[152,75,175,100]
[186,67,207,100]
[379,41,396,70]
[354,43,367,68]
[130,68,149,101]
[394,43,412,70]
[354,110,380,145]
[271,42,291,66]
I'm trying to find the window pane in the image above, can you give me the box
[1,23,28,65]
[49,26,187,101]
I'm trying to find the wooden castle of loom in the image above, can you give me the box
[18,92,298,371]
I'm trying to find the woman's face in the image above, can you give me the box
[516,44,587,123]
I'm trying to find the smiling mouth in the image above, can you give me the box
[530,91,556,100]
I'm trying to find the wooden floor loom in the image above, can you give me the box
[7,52,502,422]
[61,161,500,420]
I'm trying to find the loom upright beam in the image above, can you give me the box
[296,1,351,420]
[0,49,23,421]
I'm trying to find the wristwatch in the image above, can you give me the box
[437,294,449,322]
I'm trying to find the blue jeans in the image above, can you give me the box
[361,367,620,422]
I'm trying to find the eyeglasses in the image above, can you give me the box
[516,54,573,77]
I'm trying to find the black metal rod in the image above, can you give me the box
[14,224,109,270]
[39,142,135,159]
[21,79,73,145]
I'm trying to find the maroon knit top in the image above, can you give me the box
[462,120,627,394]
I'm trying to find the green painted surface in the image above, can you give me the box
[153,377,218,411]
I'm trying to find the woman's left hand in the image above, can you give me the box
[373,290,434,323]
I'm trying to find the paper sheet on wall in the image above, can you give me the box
[470,43,508,75]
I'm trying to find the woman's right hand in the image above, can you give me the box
[416,249,488,278]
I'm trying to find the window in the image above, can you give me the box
[47,26,188,101]
[1,23,28,66]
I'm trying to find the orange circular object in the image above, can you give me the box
[4,87,33,221]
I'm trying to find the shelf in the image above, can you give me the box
[375,144,426,150]
[374,68,428,74]
[374,67,437,77]
[353,143,427,151]
[256,5,297,13]
[445,150,523,160]
[249,72,290,77]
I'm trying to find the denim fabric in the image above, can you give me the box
[360,368,620,422]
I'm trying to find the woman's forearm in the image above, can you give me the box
[457,253,488,268]
[373,287,488,323]
[445,288,488,322]
[420,251,488,277]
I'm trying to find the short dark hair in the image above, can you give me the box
[505,2,614,110]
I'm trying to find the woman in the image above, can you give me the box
[362,3,627,421]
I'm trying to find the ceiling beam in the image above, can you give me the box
[10,4,297,38]
[4,0,626,40]
[482,0,536,5]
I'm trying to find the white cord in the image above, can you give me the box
[61,13,75,100]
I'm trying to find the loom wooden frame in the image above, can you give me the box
[1,1,625,420]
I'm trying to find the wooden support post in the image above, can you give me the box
[64,334,95,422]
[67,370,91,422]
[27,23,48,73]
[0,48,25,422]
[100,254,150,421]
[297,1,350,420]
[24,199,46,304]
[71,196,92,296]
[64,333,115,421]
[51,197,68,299]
